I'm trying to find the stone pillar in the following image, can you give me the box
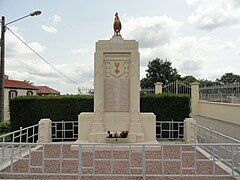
[154,82,163,94]
[184,118,196,143]
[38,118,52,143]
[191,82,200,116]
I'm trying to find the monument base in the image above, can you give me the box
[74,112,156,144]
[70,139,159,151]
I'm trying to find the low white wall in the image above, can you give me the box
[198,101,240,125]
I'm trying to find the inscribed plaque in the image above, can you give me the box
[105,79,129,112]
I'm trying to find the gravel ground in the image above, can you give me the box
[0,145,235,179]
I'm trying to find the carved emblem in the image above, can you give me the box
[114,63,120,74]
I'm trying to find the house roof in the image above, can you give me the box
[36,86,60,94]
[4,79,38,90]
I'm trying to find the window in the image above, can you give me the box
[26,91,33,96]
[9,90,18,99]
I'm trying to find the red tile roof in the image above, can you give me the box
[36,86,60,95]
[4,79,38,90]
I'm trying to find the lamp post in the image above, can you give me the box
[0,11,41,121]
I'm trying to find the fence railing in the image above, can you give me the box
[193,123,240,175]
[163,80,191,96]
[200,83,240,104]
[0,122,240,178]
[156,120,184,140]
[140,88,155,94]
[78,87,94,95]
[0,124,39,143]
[51,121,78,141]
[0,142,239,179]
[0,124,40,165]
[51,120,184,141]
[193,123,240,144]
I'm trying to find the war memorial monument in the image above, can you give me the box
[73,13,157,145]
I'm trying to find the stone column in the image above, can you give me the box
[38,118,52,143]
[89,48,105,137]
[154,82,163,94]
[184,118,196,143]
[191,82,200,116]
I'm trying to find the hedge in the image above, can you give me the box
[9,95,93,131]
[140,93,190,121]
[9,94,190,131]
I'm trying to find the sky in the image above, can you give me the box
[1,0,240,94]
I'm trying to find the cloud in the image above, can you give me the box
[122,15,182,48]
[137,32,239,81]
[70,48,89,55]
[217,41,235,50]
[41,15,61,33]
[4,28,93,94]
[179,59,202,76]
[187,0,240,30]
[52,15,61,23]
[5,28,46,56]
[41,25,57,33]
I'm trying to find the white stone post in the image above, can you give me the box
[38,118,52,143]
[154,82,163,94]
[184,118,196,143]
[191,82,200,116]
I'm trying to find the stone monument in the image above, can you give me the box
[74,13,157,144]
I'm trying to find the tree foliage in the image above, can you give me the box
[216,73,240,84]
[198,79,216,87]
[140,58,181,88]
[181,75,197,84]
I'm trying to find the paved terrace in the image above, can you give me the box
[0,142,238,179]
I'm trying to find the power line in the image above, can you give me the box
[6,26,81,87]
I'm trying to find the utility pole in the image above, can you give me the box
[0,16,5,122]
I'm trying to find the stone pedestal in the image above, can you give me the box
[75,36,156,144]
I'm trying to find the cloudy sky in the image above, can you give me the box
[1,0,240,94]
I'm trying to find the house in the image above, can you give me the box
[3,75,60,121]
[36,86,60,96]
[4,75,38,121]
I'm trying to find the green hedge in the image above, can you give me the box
[9,95,93,131]
[10,94,190,131]
[140,93,190,121]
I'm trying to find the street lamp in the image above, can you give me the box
[0,10,41,121]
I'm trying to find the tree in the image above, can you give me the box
[198,79,216,87]
[216,73,240,84]
[140,58,181,88]
[181,75,197,84]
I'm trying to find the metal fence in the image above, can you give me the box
[193,123,240,176]
[163,81,191,96]
[0,122,240,178]
[0,142,239,179]
[78,87,157,95]
[200,83,240,104]
[0,124,40,166]
[78,87,94,95]
[156,120,184,140]
[140,88,155,94]
[51,120,184,141]
[194,123,240,144]
[0,124,39,143]
[52,121,78,142]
